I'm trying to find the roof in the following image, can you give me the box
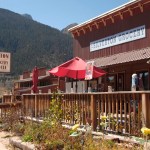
[92,47,150,68]
[69,0,136,31]
[15,75,50,83]
[17,84,58,93]
[69,0,150,36]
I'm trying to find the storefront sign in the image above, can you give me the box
[0,52,11,73]
[90,25,146,52]
[85,61,94,80]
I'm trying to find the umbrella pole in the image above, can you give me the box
[58,77,60,91]
[71,79,73,88]
[87,80,89,92]
[97,78,99,92]
[75,71,78,93]
[75,80,77,93]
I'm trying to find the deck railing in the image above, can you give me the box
[2,91,150,135]
[61,92,143,135]
[22,94,52,117]
[0,95,22,119]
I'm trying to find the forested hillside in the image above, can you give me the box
[0,8,73,76]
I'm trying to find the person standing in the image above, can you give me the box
[131,73,138,91]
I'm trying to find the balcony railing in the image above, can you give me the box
[1,91,150,135]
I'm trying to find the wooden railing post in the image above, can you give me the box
[91,94,97,131]
[141,93,150,128]
[22,95,25,116]
[35,95,37,118]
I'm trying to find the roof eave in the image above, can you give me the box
[68,0,141,32]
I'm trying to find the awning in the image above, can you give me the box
[92,47,150,68]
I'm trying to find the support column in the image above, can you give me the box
[35,95,37,118]
[142,93,150,128]
[91,94,97,131]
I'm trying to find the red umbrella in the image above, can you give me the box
[49,57,106,79]
[31,66,38,93]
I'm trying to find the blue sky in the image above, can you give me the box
[0,0,129,30]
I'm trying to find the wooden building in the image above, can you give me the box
[69,0,150,92]
[14,67,65,95]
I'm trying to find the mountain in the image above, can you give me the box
[0,8,73,76]
[61,23,78,34]
[22,14,33,20]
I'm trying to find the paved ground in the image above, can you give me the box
[0,131,13,150]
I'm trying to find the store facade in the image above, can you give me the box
[69,0,150,92]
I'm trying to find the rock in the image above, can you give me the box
[143,142,150,150]
[9,137,35,150]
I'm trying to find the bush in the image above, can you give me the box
[22,134,33,142]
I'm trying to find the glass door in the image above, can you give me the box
[107,74,117,91]
[118,73,124,91]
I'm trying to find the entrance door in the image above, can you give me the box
[117,73,124,91]
[107,74,117,91]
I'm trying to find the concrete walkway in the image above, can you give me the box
[0,131,12,150]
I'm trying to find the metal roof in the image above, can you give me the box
[93,47,150,67]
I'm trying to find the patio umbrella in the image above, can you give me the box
[49,57,106,79]
[49,57,106,92]
[31,66,38,93]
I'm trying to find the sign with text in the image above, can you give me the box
[0,52,11,73]
[90,25,146,52]
[85,61,94,80]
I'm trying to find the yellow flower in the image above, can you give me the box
[141,127,150,136]
[101,116,107,120]
[72,124,80,131]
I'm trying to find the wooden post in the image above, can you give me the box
[21,95,24,116]
[11,95,13,102]
[91,94,97,131]
[22,95,26,116]
[35,95,37,118]
[141,93,150,128]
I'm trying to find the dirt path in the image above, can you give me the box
[0,131,13,150]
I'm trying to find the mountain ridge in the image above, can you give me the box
[0,8,73,76]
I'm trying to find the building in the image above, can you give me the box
[14,67,65,95]
[69,0,150,92]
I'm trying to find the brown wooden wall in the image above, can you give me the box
[73,10,150,60]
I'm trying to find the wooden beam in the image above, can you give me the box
[128,8,133,16]
[102,19,106,26]
[110,16,114,23]
[142,93,150,128]
[76,30,80,36]
[118,12,123,20]
[94,22,99,29]
[91,94,97,130]
[82,28,86,34]
[0,101,22,108]
[88,25,92,31]
[138,3,143,12]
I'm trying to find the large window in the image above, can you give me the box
[107,73,125,91]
